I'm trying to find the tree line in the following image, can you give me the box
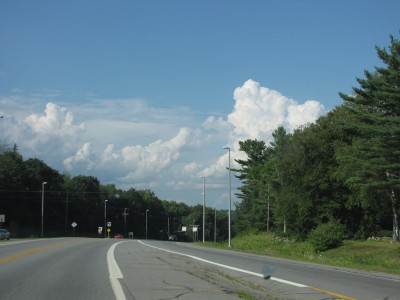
[0,145,230,240]
[234,35,400,242]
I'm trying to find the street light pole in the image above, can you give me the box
[267,195,270,232]
[202,176,205,243]
[41,182,47,238]
[223,146,232,248]
[104,200,108,238]
[214,206,217,243]
[146,209,149,240]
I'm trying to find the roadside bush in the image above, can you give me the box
[308,220,346,252]
[376,230,392,238]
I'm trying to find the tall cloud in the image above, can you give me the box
[228,79,325,142]
[200,79,326,178]
[1,102,85,163]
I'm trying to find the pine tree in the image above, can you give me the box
[234,139,270,232]
[339,35,400,240]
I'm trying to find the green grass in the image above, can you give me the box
[200,232,400,275]
[236,290,258,300]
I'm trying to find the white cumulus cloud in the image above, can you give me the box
[200,79,326,178]
[1,102,85,167]
[63,127,196,187]
[64,142,96,171]
[228,79,325,142]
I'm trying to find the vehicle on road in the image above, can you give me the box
[0,229,10,240]
[168,234,177,241]
[114,234,123,238]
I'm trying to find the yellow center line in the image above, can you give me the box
[310,286,357,300]
[0,242,71,264]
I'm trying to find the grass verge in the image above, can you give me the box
[199,232,400,275]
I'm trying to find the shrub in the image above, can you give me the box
[308,220,346,252]
[376,230,392,238]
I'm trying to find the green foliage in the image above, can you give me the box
[338,34,400,241]
[234,139,270,233]
[308,221,346,252]
[0,149,25,189]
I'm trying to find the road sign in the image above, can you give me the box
[98,227,103,234]
[0,215,5,222]
[107,222,111,227]
[71,222,77,228]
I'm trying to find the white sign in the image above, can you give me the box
[182,226,187,232]
[71,222,77,228]
[98,227,103,234]
[107,222,111,227]
[0,215,5,222]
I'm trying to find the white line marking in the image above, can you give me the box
[138,240,307,288]
[107,242,126,300]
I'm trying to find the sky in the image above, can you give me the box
[0,1,399,209]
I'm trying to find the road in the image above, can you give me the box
[1,238,399,300]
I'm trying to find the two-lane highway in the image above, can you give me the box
[1,238,399,299]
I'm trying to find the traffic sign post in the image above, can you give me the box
[0,214,4,228]
[71,222,77,237]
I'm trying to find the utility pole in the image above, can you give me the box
[122,208,129,237]
[146,209,149,239]
[65,192,69,232]
[267,194,270,232]
[214,207,217,243]
[104,200,108,238]
[41,182,47,238]
[202,176,206,243]
[223,146,232,248]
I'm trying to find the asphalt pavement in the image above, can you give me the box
[1,238,399,300]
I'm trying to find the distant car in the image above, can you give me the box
[114,234,123,239]
[0,229,10,240]
[168,234,177,241]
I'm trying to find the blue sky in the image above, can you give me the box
[0,1,399,208]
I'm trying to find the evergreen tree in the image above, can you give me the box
[234,139,270,233]
[339,35,400,240]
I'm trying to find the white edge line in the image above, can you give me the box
[107,241,127,300]
[138,240,307,288]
